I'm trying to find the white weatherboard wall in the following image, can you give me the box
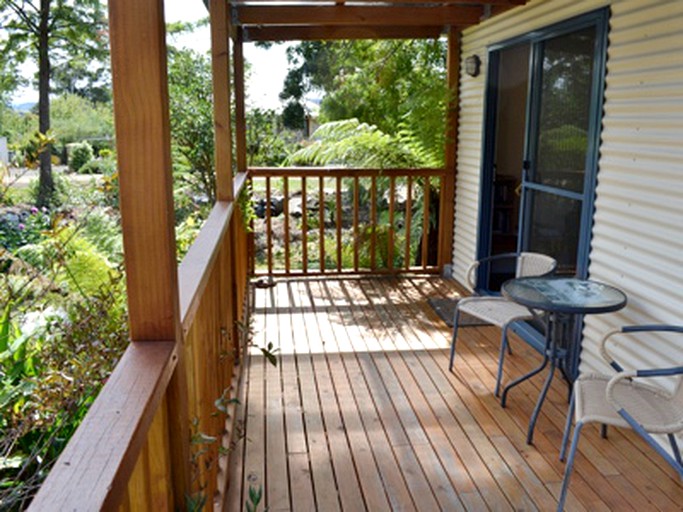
[454,0,683,383]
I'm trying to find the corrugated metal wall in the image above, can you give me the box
[455,0,683,382]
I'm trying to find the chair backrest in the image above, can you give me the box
[466,252,557,290]
[516,252,557,279]
[673,380,683,432]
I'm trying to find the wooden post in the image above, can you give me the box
[233,26,248,173]
[109,0,190,507]
[438,27,460,271]
[211,0,234,200]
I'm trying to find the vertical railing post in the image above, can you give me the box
[211,0,234,201]
[438,27,460,271]
[109,0,190,507]
[233,26,247,173]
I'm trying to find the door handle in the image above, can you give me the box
[515,182,523,197]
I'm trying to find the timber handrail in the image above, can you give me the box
[29,341,177,510]
[249,166,445,276]
[179,171,249,332]
[250,166,446,178]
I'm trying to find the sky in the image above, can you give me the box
[12,0,291,111]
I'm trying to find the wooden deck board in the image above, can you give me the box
[227,276,683,511]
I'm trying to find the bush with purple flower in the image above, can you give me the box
[0,206,53,252]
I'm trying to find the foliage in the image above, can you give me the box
[27,170,71,208]
[175,212,203,261]
[286,119,422,168]
[78,155,116,175]
[0,207,51,253]
[0,1,109,97]
[0,276,128,509]
[0,105,34,143]
[51,94,114,146]
[0,0,109,206]
[280,39,448,165]
[246,108,297,166]
[11,130,55,170]
[68,141,94,173]
[77,207,123,263]
[237,182,256,232]
[0,201,127,508]
[168,47,216,203]
[245,485,263,512]
[51,53,111,104]
[14,224,117,299]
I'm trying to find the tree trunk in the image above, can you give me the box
[37,0,53,207]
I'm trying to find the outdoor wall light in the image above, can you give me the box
[465,54,481,77]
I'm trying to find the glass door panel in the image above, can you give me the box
[534,27,596,193]
[525,190,582,272]
[520,25,599,276]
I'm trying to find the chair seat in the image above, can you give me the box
[575,374,682,433]
[458,297,533,328]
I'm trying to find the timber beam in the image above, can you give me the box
[231,0,525,5]
[232,5,483,27]
[243,24,445,41]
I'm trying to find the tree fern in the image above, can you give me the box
[287,118,423,168]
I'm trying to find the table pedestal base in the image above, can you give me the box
[500,312,572,444]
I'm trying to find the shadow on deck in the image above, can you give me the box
[225,276,682,511]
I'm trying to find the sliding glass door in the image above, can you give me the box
[479,10,608,291]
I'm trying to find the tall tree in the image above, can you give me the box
[280,39,449,165]
[0,0,108,206]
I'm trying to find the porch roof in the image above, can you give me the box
[223,0,526,41]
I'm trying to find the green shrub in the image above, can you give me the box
[78,156,116,175]
[80,208,123,263]
[69,142,94,173]
[27,171,71,208]
[0,207,52,252]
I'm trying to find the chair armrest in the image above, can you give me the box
[599,325,683,373]
[622,325,683,334]
[635,367,683,378]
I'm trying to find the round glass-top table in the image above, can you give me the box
[502,277,627,315]
[500,277,627,444]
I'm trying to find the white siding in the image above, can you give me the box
[455,0,683,386]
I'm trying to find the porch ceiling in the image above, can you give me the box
[228,0,526,41]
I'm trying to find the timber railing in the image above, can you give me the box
[30,173,251,511]
[250,167,447,276]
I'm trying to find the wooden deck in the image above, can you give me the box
[225,276,682,511]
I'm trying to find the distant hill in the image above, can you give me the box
[12,102,36,113]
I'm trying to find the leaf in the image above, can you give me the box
[0,302,12,354]
[259,343,279,367]
[191,432,217,445]
[247,484,263,510]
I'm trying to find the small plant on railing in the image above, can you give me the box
[236,319,279,368]
[238,182,257,233]
[245,484,263,512]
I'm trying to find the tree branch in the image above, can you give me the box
[4,0,39,33]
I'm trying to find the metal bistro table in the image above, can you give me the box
[500,277,627,444]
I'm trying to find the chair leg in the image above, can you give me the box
[449,308,461,372]
[560,389,576,462]
[668,433,683,467]
[601,424,608,439]
[495,323,511,397]
[557,421,584,512]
